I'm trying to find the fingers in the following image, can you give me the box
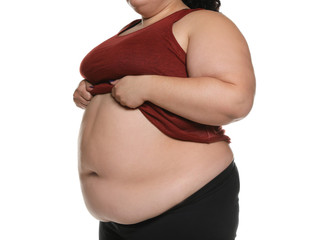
[109,79,119,85]
[84,80,94,92]
[75,101,87,109]
[73,79,94,109]
[82,90,93,101]
[73,89,91,109]
[80,80,93,101]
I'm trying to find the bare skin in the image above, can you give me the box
[74,0,255,224]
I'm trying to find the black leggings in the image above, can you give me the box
[99,160,240,240]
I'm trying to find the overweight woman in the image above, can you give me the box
[73,0,255,239]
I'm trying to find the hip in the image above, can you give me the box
[99,160,240,240]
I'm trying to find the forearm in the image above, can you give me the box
[145,75,248,126]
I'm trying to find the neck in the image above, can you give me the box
[133,1,190,27]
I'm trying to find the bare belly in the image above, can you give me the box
[78,93,234,224]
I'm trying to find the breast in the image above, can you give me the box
[78,93,175,181]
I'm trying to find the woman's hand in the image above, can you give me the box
[110,75,151,109]
[73,79,94,109]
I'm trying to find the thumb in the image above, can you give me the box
[109,79,119,85]
[85,82,94,91]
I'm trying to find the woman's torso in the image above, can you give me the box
[78,9,234,224]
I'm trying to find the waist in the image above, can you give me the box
[78,94,234,223]
[78,94,233,179]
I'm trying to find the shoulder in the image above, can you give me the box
[185,9,251,63]
[185,8,223,21]
[185,9,245,42]
[185,9,255,86]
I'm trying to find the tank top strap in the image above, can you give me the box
[165,8,204,24]
[159,8,204,31]
[117,8,204,36]
[117,19,141,35]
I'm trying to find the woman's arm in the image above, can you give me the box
[144,10,256,126]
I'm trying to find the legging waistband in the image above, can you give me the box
[167,159,236,211]
[113,159,237,228]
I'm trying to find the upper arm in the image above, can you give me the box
[186,10,256,111]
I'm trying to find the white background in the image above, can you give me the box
[0,0,319,239]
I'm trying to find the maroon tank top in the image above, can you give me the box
[79,8,231,144]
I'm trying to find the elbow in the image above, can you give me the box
[227,93,255,124]
[219,74,256,125]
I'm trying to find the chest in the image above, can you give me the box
[79,22,189,84]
